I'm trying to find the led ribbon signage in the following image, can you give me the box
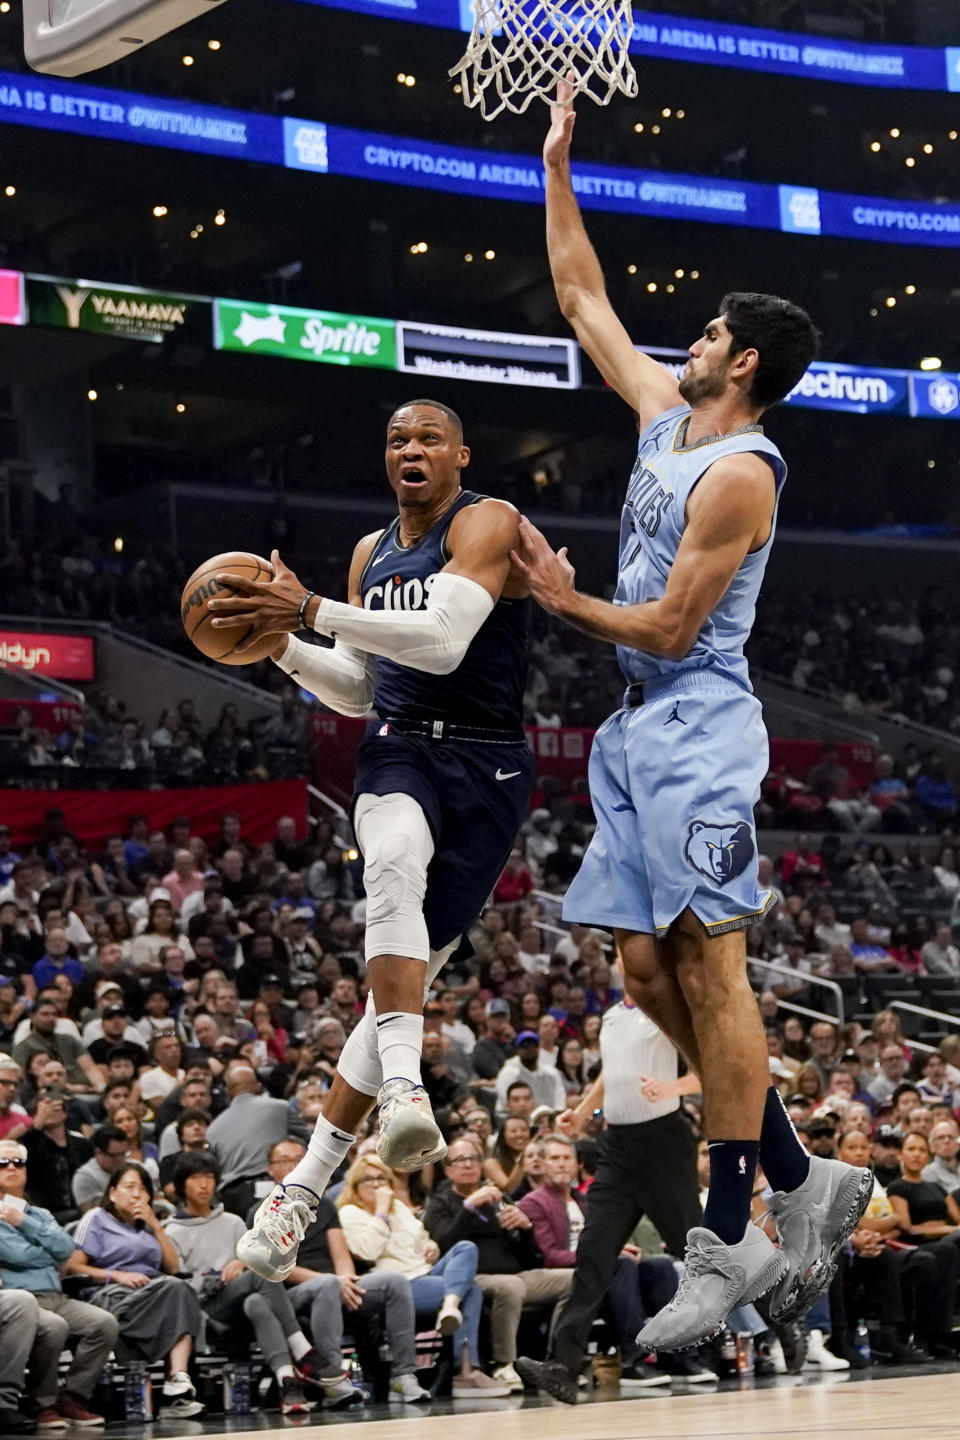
[4,271,956,418]
[292,0,960,92]
[1,70,958,248]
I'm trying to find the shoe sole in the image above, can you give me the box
[620,1377,672,1389]
[514,1358,577,1405]
[769,1165,874,1324]
[451,1386,512,1399]
[236,1231,293,1282]
[377,1113,448,1173]
[638,1247,790,1354]
[438,1311,463,1337]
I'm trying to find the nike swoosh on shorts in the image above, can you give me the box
[495,769,522,781]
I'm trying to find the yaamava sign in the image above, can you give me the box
[26,275,207,344]
[214,298,397,369]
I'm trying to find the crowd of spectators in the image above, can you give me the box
[1,788,960,1426]
[9,540,960,747]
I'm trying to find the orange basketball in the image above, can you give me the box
[180,551,279,666]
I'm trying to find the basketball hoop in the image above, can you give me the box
[23,0,230,77]
[451,0,638,121]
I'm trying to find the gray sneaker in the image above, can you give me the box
[766,1156,873,1323]
[636,1223,789,1353]
[236,1183,318,1281]
[376,1079,447,1172]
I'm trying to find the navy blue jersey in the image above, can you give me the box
[358,490,528,731]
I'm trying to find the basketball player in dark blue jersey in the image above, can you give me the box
[209,401,532,1301]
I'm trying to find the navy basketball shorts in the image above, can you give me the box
[564,674,773,939]
[352,727,534,950]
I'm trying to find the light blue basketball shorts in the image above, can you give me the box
[563,671,774,938]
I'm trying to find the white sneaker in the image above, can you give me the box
[491,1363,525,1391]
[436,1297,463,1336]
[389,1373,432,1403]
[767,1338,788,1375]
[377,1078,447,1172]
[236,1183,318,1281]
[804,1329,850,1371]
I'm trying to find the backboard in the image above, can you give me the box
[24,0,230,77]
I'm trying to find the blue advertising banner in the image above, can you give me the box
[292,0,956,92]
[1,70,958,250]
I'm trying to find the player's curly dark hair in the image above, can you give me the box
[719,292,819,409]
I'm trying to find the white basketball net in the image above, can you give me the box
[451,0,638,120]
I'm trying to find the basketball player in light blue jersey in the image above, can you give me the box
[511,82,872,1352]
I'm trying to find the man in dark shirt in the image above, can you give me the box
[247,1139,429,1405]
[23,1090,93,1223]
[85,1007,147,1069]
[470,1002,515,1081]
[424,1134,571,1389]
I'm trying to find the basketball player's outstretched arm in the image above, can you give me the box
[544,80,682,430]
[209,501,520,674]
[512,454,775,659]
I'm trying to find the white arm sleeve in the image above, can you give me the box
[273,636,375,718]
[310,570,494,676]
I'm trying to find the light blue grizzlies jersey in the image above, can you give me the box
[615,403,787,692]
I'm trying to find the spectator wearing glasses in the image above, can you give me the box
[0,1058,31,1143]
[253,1139,428,1406]
[425,1135,572,1391]
[71,1126,131,1213]
[0,1139,119,1426]
[338,1155,510,1397]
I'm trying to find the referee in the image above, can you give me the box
[516,987,705,1402]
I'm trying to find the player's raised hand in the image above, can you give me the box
[543,75,576,168]
[209,549,317,652]
[511,516,576,616]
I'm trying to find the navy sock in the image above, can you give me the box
[702,1140,760,1245]
[759,1084,811,1194]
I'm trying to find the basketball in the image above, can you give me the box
[180,551,278,666]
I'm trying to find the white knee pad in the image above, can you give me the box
[355,792,435,963]
[336,992,382,1097]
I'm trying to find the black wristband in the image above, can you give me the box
[297,591,316,628]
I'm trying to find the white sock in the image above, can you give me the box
[283,1113,355,1198]
[287,1332,312,1362]
[376,1011,424,1088]
[276,1363,296,1383]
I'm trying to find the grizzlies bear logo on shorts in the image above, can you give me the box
[684,819,754,886]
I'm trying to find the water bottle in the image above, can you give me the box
[854,1319,871,1362]
[718,1328,738,1378]
[223,1362,252,1415]
[123,1362,152,1423]
[735,1333,755,1376]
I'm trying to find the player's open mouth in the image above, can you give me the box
[400,469,428,485]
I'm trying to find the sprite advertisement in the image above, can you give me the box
[214,298,397,369]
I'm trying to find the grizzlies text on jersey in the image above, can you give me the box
[564,404,785,937]
[615,404,786,693]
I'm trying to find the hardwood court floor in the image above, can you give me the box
[186,1370,960,1440]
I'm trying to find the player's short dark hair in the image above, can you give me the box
[172,1148,221,1199]
[391,398,463,438]
[719,292,819,409]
